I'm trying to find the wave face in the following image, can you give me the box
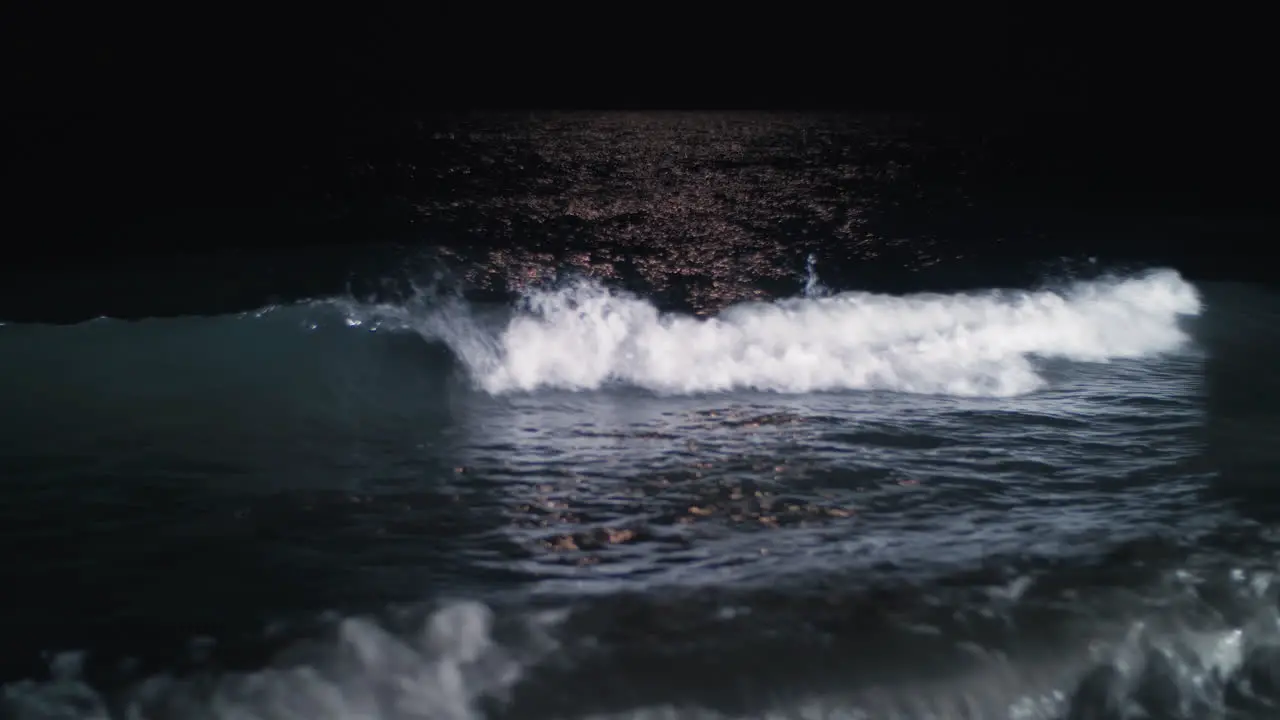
[0,268,1204,470]
[1,268,1201,412]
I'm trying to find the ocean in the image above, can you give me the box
[3,113,1279,719]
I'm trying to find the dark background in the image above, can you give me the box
[3,8,1275,319]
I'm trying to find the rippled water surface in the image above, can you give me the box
[4,113,1280,720]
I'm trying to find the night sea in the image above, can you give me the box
[4,112,1280,719]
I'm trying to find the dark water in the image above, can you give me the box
[4,114,1280,719]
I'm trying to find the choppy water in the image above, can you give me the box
[5,261,1280,719]
[5,113,1280,719]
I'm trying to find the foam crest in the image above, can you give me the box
[1,601,558,720]
[9,570,1280,719]
[435,269,1201,397]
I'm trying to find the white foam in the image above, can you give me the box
[6,582,1279,720]
[426,269,1201,397]
[1,601,559,720]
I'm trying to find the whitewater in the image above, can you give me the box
[337,267,1201,397]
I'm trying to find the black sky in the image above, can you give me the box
[3,7,1274,265]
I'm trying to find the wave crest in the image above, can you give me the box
[404,269,1201,397]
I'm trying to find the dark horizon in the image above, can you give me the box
[5,8,1277,292]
